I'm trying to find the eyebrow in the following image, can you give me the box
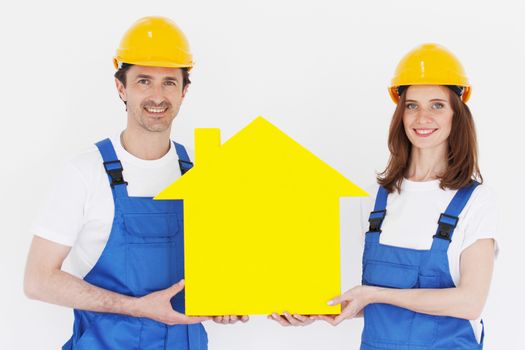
[135,74,180,82]
[405,98,448,103]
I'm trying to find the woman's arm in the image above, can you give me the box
[319,238,495,325]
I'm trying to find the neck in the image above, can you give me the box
[120,125,171,160]
[406,145,448,182]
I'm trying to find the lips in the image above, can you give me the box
[144,106,168,114]
[413,128,437,137]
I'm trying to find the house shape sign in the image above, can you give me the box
[155,116,367,316]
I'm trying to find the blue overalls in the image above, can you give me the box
[63,138,208,350]
[361,181,484,349]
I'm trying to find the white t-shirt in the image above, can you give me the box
[359,179,498,343]
[32,135,193,279]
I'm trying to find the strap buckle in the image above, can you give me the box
[103,160,128,188]
[433,213,459,241]
[368,210,386,232]
[178,159,194,175]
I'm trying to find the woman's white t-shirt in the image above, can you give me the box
[359,179,498,344]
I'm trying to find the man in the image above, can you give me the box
[24,16,247,349]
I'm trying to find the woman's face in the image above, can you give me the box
[402,85,454,152]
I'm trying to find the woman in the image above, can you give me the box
[271,43,497,349]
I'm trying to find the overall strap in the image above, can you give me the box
[431,181,480,251]
[95,138,129,198]
[174,142,193,175]
[366,186,388,243]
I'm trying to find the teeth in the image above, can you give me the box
[415,129,435,135]
[145,107,167,113]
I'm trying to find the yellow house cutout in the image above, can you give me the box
[155,117,367,316]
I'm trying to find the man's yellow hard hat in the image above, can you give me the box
[113,16,193,70]
[388,43,471,103]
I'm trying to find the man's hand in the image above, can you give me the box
[134,279,211,325]
[212,315,249,324]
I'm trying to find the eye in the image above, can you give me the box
[405,103,418,110]
[138,79,150,85]
[431,102,445,110]
[164,80,177,86]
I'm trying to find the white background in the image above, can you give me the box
[1,0,523,348]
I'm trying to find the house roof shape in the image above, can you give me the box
[156,116,368,200]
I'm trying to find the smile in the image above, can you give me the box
[414,128,437,137]
[144,106,168,114]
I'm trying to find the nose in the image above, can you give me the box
[415,108,433,124]
[148,83,166,104]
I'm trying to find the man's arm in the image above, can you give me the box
[24,235,209,325]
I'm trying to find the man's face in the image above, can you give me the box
[115,65,188,133]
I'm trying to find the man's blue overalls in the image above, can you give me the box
[361,182,484,349]
[63,139,207,350]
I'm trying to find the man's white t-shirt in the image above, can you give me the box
[32,135,192,279]
[359,179,498,344]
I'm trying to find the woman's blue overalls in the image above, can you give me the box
[63,139,207,350]
[361,181,484,349]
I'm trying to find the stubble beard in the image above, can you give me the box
[131,102,178,133]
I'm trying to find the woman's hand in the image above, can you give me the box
[268,312,316,327]
[316,285,379,326]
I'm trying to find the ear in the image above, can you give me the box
[181,83,190,99]
[115,78,127,103]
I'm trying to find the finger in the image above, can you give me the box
[177,315,211,325]
[327,294,345,306]
[292,314,313,324]
[169,279,185,295]
[270,313,290,327]
[283,312,301,326]
[334,309,354,325]
[317,315,338,326]
[213,316,223,323]
[192,316,212,324]
[241,315,249,322]
[228,315,240,324]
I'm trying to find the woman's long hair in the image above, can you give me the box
[377,88,483,193]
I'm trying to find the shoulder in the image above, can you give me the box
[62,144,105,185]
[462,182,498,217]
[470,182,497,204]
[459,182,499,253]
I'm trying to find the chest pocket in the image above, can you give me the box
[123,213,183,296]
[362,260,439,346]
[123,213,180,243]
[363,260,418,288]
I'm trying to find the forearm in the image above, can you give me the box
[370,286,484,320]
[25,268,139,317]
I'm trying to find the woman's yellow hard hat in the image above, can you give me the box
[389,43,471,103]
[113,16,193,70]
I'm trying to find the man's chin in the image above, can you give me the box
[140,118,175,133]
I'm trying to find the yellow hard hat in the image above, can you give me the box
[388,43,471,103]
[113,16,193,70]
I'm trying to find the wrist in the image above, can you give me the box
[125,296,143,318]
[367,286,384,304]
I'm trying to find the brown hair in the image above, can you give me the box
[377,87,483,193]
